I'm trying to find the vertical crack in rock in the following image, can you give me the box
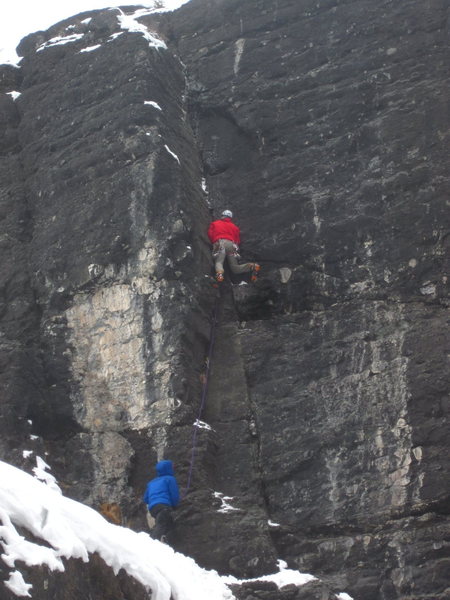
[172,287,278,578]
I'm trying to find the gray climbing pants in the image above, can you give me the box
[213,239,253,275]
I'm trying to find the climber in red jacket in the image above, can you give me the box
[207,210,260,283]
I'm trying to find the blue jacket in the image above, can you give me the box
[143,460,180,510]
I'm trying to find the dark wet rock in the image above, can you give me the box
[0,0,449,599]
[0,65,22,93]
[169,0,450,598]
[0,547,151,600]
[229,579,337,600]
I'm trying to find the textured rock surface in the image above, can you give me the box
[229,579,338,600]
[4,6,215,514]
[0,0,449,599]
[0,548,150,600]
[168,0,450,598]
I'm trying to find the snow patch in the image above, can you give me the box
[4,570,32,597]
[117,9,167,50]
[164,145,180,164]
[6,91,21,100]
[222,558,316,588]
[214,492,240,514]
[37,33,84,52]
[201,177,211,207]
[32,457,62,494]
[0,508,65,572]
[79,44,101,53]
[268,520,281,527]
[194,420,214,431]
[128,8,160,19]
[22,451,33,459]
[108,32,124,41]
[145,100,162,110]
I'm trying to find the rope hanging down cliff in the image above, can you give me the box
[182,293,221,498]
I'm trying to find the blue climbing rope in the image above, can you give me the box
[182,293,220,498]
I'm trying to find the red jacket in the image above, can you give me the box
[207,217,241,245]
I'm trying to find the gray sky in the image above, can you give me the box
[0,0,190,64]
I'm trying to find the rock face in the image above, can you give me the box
[0,551,151,600]
[0,1,449,599]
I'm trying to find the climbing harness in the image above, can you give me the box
[182,292,221,498]
[212,240,240,259]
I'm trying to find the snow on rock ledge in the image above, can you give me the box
[0,461,323,600]
[0,461,233,600]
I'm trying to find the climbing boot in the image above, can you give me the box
[251,263,260,282]
[216,272,224,283]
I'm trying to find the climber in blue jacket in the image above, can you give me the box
[143,459,180,542]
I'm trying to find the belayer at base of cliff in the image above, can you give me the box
[143,460,180,543]
[207,209,260,283]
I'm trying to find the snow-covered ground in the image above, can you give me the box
[0,459,326,600]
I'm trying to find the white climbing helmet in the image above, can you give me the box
[221,209,233,218]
